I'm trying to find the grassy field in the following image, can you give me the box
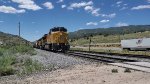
[71,47,150,56]
[0,45,42,76]
[70,31,150,46]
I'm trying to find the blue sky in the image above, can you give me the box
[0,0,150,41]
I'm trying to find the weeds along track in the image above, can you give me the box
[66,50,150,73]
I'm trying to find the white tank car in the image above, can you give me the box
[121,38,150,50]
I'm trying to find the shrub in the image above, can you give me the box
[0,47,6,56]
[124,68,131,73]
[0,55,16,76]
[0,45,38,76]
[7,45,37,55]
[0,44,36,55]
[18,58,43,75]
[111,69,118,73]
[0,51,3,56]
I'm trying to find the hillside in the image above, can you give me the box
[70,31,150,46]
[0,31,31,45]
[69,25,150,39]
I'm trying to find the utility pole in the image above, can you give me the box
[19,22,20,37]
[18,22,21,45]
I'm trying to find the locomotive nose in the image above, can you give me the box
[60,32,62,35]
[60,34,65,41]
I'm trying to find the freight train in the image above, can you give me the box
[34,27,70,52]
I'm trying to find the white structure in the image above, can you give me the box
[121,38,150,50]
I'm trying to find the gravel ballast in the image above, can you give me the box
[31,49,91,69]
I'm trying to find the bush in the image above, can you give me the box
[10,45,36,55]
[111,69,118,73]
[0,45,38,76]
[0,51,3,56]
[124,68,131,73]
[18,58,43,75]
[0,55,16,76]
[0,47,6,56]
[0,45,36,55]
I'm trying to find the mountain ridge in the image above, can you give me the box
[69,25,150,39]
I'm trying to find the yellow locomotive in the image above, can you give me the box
[34,27,70,52]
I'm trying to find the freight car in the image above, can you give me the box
[121,38,150,50]
[35,27,70,52]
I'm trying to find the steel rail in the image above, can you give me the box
[67,50,150,73]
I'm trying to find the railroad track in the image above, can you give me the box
[67,50,150,73]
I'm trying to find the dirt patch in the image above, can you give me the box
[1,64,150,84]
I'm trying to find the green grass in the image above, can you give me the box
[0,45,37,55]
[70,31,150,46]
[0,45,39,76]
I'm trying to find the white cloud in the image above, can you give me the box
[43,2,54,10]
[120,7,128,10]
[131,5,150,10]
[61,5,66,8]
[101,13,116,18]
[84,6,93,11]
[86,22,98,26]
[91,8,100,16]
[67,1,100,17]
[0,5,25,14]
[57,0,64,3]
[116,22,128,27]
[84,6,100,16]
[11,0,42,11]
[68,1,93,9]
[116,1,122,4]
[124,4,127,6]
[0,21,4,23]
[100,20,110,23]
[116,1,124,7]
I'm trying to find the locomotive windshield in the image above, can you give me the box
[42,34,47,39]
[51,27,67,32]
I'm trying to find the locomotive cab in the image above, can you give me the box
[50,27,70,52]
